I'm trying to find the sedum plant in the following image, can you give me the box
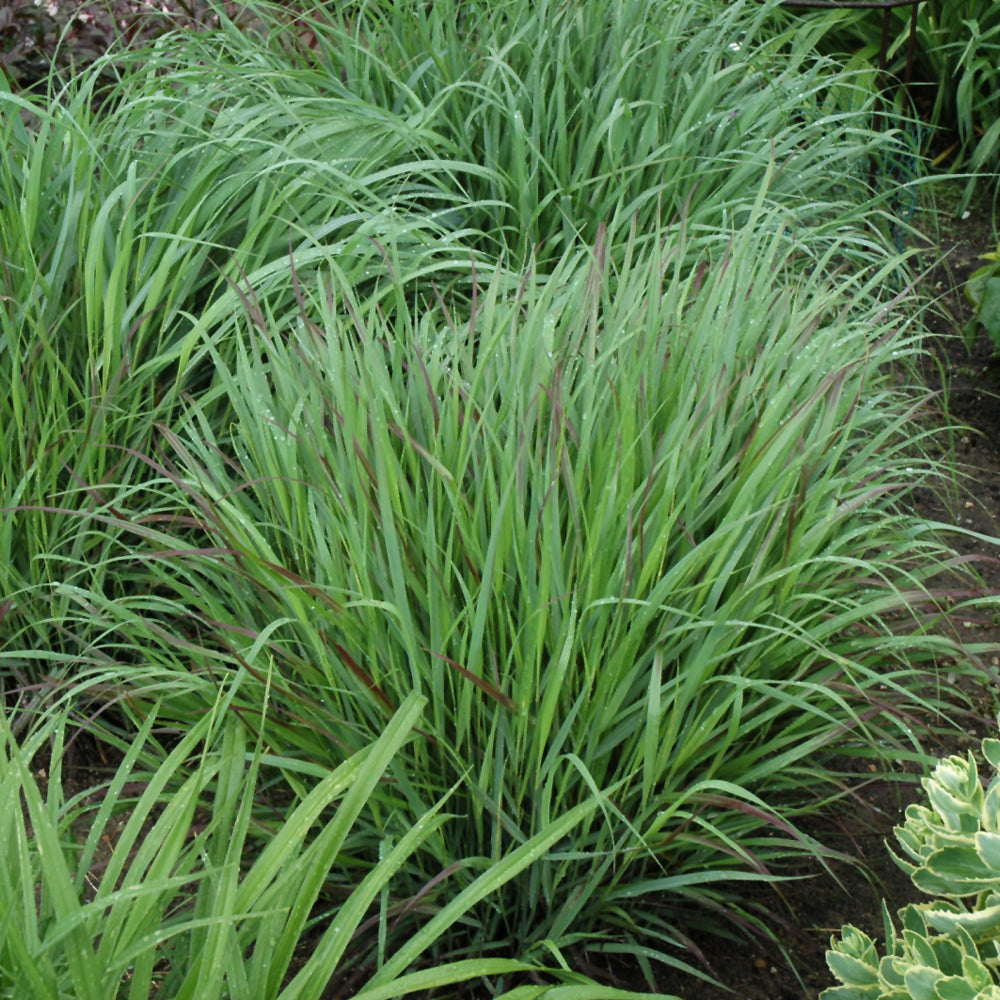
[823,731,1000,1000]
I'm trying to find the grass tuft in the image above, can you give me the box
[0,0,992,984]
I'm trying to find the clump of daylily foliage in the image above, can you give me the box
[824,729,1000,1000]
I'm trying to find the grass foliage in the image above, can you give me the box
[0,0,991,988]
[1,683,656,998]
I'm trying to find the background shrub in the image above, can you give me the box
[784,0,1000,206]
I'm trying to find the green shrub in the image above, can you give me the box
[823,728,1000,1000]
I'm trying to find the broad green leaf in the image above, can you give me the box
[982,739,1000,771]
[971,276,1000,350]
[935,977,980,1000]
[902,964,944,1000]
[920,846,992,892]
[976,832,1000,872]
[817,988,879,1000]
[923,903,1000,939]
[826,949,880,987]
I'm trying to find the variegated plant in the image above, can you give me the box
[823,733,1000,1000]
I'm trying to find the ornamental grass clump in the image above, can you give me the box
[32,204,984,969]
[247,0,891,267]
[0,26,488,661]
[0,0,915,679]
[823,730,1000,1000]
[0,0,991,982]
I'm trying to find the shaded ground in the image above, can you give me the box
[649,186,1000,1000]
